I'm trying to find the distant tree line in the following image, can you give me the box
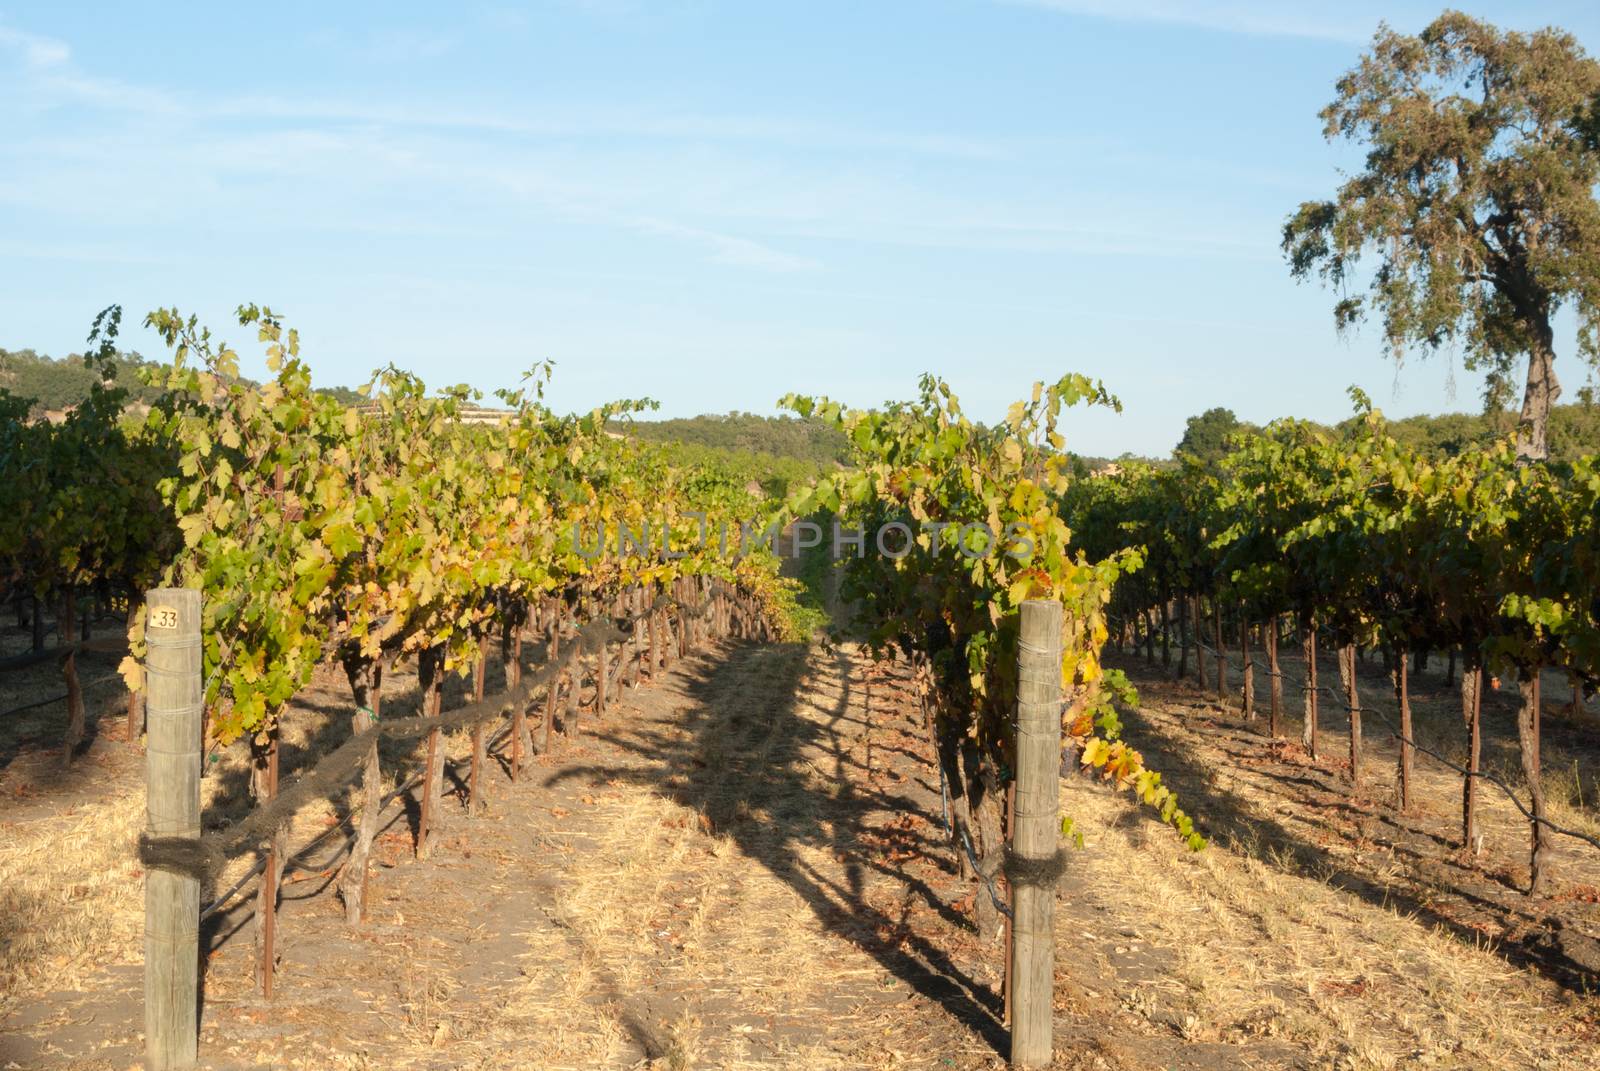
[609,411,852,467]
[0,346,365,417]
[0,346,169,415]
[1175,400,1600,467]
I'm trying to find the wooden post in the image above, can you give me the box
[1267,618,1282,737]
[629,588,643,689]
[1011,599,1062,1069]
[1194,597,1207,690]
[143,588,202,1071]
[542,615,560,753]
[509,618,527,781]
[469,640,487,814]
[254,728,281,998]
[1302,620,1318,760]
[1212,601,1226,701]
[417,648,444,859]
[1240,619,1254,721]
[597,633,609,718]
[1395,650,1411,809]
[1344,644,1362,787]
[1462,664,1482,852]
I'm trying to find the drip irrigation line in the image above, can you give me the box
[0,672,125,719]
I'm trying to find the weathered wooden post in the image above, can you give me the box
[1011,599,1062,1069]
[143,588,202,1070]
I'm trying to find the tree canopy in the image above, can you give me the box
[1284,10,1600,462]
[1174,406,1253,465]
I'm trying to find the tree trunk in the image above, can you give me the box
[339,656,383,926]
[1195,597,1208,691]
[542,614,560,753]
[1518,672,1551,895]
[1515,329,1561,464]
[1462,665,1482,852]
[1301,619,1318,759]
[1160,599,1171,668]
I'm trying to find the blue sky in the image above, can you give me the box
[4,1,1600,456]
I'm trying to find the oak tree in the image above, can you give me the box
[1284,11,1600,461]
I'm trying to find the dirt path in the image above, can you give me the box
[4,633,1598,1069]
[1,638,1005,1069]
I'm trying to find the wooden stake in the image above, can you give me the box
[1344,644,1361,786]
[1240,619,1254,720]
[542,613,560,753]
[1213,601,1226,701]
[469,641,486,813]
[417,648,444,859]
[509,619,526,781]
[1395,650,1411,810]
[597,633,609,718]
[1302,621,1318,760]
[1463,665,1481,851]
[1011,599,1062,1068]
[255,727,281,998]
[143,588,202,1071]
[1267,618,1282,736]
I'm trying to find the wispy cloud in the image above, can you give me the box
[0,23,69,67]
[999,0,1376,43]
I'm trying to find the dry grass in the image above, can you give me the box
[1065,660,1600,1071]
[492,650,923,1069]
[6,627,1596,1070]
[0,779,144,1017]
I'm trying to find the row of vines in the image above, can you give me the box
[0,305,813,942]
[1063,393,1600,895]
[780,375,1205,944]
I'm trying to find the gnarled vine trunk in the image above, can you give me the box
[338,655,383,926]
[1517,671,1551,895]
[1462,664,1482,852]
